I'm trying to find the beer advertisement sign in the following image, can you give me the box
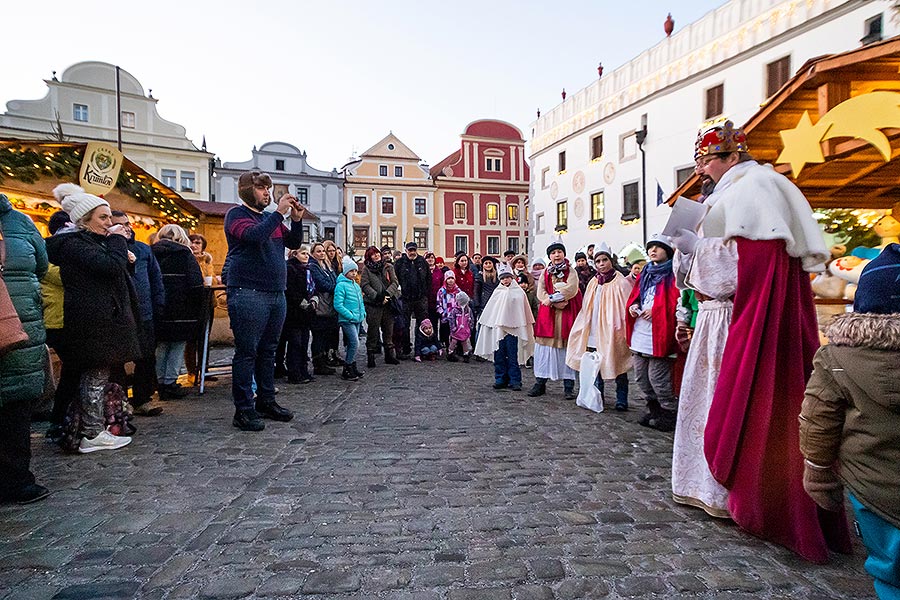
[79,142,123,196]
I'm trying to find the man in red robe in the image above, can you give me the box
[671,121,851,563]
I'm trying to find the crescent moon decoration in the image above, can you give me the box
[777,91,900,177]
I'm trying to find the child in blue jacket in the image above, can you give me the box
[334,256,367,381]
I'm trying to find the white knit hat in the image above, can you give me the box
[497,263,514,279]
[53,183,108,224]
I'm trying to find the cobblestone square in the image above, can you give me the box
[0,357,875,599]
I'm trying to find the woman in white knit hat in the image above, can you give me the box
[45,184,141,454]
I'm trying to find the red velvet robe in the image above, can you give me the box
[704,238,852,563]
[624,273,679,357]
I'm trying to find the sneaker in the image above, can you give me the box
[414,356,422,363]
[255,401,294,422]
[133,403,164,417]
[78,430,132,454]
[233,409,265,431]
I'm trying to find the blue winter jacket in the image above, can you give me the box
[333,274,366,324]
[129,238,164,323]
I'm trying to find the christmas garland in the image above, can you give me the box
[0,144,198,228]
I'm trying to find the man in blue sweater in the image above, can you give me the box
[224,170,305,431]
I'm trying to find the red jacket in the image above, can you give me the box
[625,272,679,357]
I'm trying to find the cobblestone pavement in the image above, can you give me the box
[1,350,876,600]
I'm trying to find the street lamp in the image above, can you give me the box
[635,118,648,246]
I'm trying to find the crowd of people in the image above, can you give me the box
[0,121,897,599]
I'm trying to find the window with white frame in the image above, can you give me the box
[508,237,519,254]
[296,187,309,205]
[324,227,335,241]
[414,197,426,215]
[541,167,550,189]
[354,196,367,213]
[454,235,468,256]
[590,133,604,160]
[589,190,605,226]
[161,169,177,189]
[535,213,545,234]
[558,151,567,173]
[487,236,500,255]
[485,157,502,172]
[486,203,499,221]
[507,204,519,222]
[180,171,196,193]
[302,225,311,243]
[275,159,285,171]
[121,111,135,129]
[766,56,791,97]
[73,104,88,122]
[622,182,640,220]
[675,166,695,187]
[705,84,724,120]
[619,132,637,162]
[394,165,403,177]
[413,228,428,250]
[380,227,396,250]
[555,200,568,231]
[453,202,466,220]
[381,196,394,214]
[379,165,388,177]
[353,226,369,249]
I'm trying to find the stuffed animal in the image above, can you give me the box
[829,255,870,302]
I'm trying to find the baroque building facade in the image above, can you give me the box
[0,61,213,201]
[528,0,897,259]
[214,142,344,244]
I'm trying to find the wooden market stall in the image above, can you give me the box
[671,36,900,210]
[0,139,201,238]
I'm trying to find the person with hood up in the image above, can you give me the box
[566,243,635,411]
[414,318,440,361]
[800,245,900,597]
[446,291,474,363]
[475,263,535,391]
[333,256,367,381]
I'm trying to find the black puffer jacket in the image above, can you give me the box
[151,239,204,342]
[285,257,314,329]
[45,229,141,368]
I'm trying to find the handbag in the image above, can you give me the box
[313,290,336,318]
[0,224,29,356]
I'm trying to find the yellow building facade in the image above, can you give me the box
[343,133,436,257]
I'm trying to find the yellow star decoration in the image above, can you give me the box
[777,91,900,177]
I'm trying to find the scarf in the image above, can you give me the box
[638,259,674,305]
[546,259,570,276]
[444,281,458,294]
[595,268,617,286]
[365,257,384,274]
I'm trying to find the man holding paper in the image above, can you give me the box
[669,121,850,563]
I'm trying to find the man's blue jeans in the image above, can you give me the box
[227,288,286,411]
[494,334,521,386]
[341,321,362,364]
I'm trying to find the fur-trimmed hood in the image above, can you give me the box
[824,312,900,351]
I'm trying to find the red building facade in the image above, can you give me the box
[431,120,530,259]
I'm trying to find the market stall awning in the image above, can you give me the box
[0,138,201,229]
[671,36,900,209]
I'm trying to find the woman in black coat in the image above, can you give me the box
[46,185,140,453]
[283,246,315,383]
[151,225,204,398]
[308,242,339,375]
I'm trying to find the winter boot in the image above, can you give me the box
[650,408,677,432]
[313,354,336,376]
[384,348,400,365]
[351,362,364,378]
[327,349,343,368]
[563,379,576,400]
[341,364,359,381]
[527,378,547,397]
[367,353,377,368]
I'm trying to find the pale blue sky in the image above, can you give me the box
[3,1,725,171]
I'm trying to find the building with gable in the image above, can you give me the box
[0,61,213,201]
[528,0,897,259]
[342,133,435,257]
[431,120,530,258]
[214,142,344,244]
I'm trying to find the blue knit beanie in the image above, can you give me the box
[854,243,900,314]
[342,256,359,276]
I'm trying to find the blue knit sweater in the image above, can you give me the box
[223,205,303,291]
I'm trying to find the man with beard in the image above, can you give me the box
[670,121,851,563]
[109,211,166,414]
[393,242,430,358]
[224,171,305,431]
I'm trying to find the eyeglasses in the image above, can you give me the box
[695,155,720,169]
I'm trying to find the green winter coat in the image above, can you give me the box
[0,194,48,407]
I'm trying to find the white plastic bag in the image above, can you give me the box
[575,351,603,413]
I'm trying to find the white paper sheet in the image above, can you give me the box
[662,196,708,237]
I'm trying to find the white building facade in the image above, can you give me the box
[529,0,897,260]
[215,142,345,244]
[0,61,213,201]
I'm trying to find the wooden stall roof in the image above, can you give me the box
[671,36,900,209]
